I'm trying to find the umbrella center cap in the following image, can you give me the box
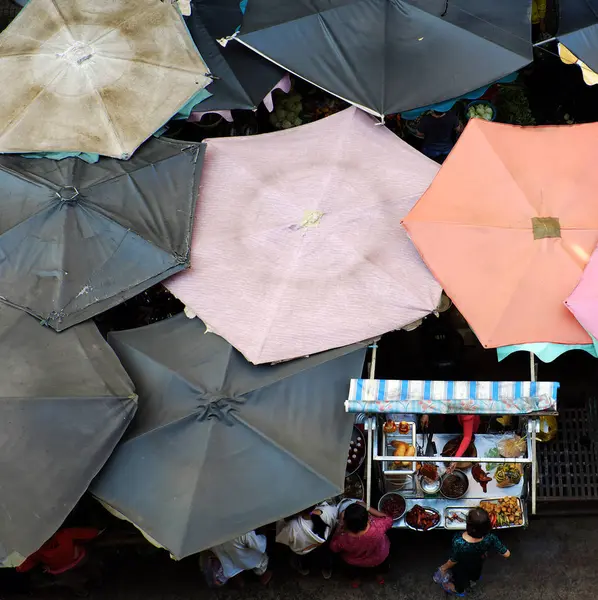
[196,394,244,424]
[58,42,94,66]
[532,217,561,240]
[57,186,80,203]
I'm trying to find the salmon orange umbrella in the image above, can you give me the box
[402,119,598,348]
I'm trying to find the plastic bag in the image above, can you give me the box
[199,551,227,588]
[537,416,558,443]
[433,568,452,586]
[497,435,525,458]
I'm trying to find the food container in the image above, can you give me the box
[444,507,470,529]
[466,100,496,121]
[378,492,406,521]
[440,470,470,499]
[420,475,441,495]
[346,426,366,476]
[341,473,364,501]
[404,506,441,531]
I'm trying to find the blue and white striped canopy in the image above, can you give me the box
[346,380,559,415]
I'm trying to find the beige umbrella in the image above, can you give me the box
[0,0,211,158]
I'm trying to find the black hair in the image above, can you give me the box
[310,513,328,539]
[466,508,491,538]
[344,503,369,533]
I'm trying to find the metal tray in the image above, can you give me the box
[479,497,525,529]
[404,506,441,532]
[444,506,470,529]
[346,426,366,476]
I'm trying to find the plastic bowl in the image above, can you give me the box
[466,100,496,121]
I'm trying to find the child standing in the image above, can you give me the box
[438,508,510,596]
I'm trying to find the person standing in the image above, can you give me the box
[329,502,392,587]
[276,501,337,579]
[416,110,463,163]
[438,508,510,596]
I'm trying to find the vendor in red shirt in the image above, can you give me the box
[17,527,100,575]
[448,415,481,471]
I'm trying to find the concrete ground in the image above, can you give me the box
[5,515,597,600]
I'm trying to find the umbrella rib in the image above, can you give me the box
[95,54,209,77]
[49,0,76,45]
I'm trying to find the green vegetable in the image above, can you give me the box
[484,447,500,472]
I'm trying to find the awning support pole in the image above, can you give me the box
[530,351,538,516]
[366,343,377,507]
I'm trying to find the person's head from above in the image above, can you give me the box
[344,503,369,534]
[466,508,491,539]
[431,110,447,118]
[310,511,328,539]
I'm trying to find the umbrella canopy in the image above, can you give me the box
[166,107,442,364]
[566,244,598,339]
[0,0,210,158]
[402,119,598,348]
[0,137,204,331]
[558,0,598,73]
[186,0,284,112]
[0,303,136,566]
[236,0,533,117]
[91,314,366,558]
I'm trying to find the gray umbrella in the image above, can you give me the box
[91,314,366,559]
[0,303,137,566]
[0,137,204,331]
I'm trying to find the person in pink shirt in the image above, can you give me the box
[329,502,392,587]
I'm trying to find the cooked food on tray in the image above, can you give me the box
[480,496,523,527]
[497,435,526,459]
[445,508,469,526]
[472,463,492,493]
[419,463,439,481]
[379,493,406,520]
[391,440,415,469]
[405,505,440,531]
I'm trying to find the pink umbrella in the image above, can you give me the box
[166,107,441,364]
[565,244,598,340]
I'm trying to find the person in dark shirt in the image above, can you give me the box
[416,110,463,163]
[438,508,510,595]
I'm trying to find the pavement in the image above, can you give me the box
[4,515,598,600]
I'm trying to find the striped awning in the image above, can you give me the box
[345,380,559,414]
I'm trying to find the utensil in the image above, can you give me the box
[378,492,406,521]
[440,469,470,499]
[425,432,437,457]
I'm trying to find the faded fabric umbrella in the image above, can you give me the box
[402,119,598,348]
[0,137,204,331]
[91,314,366,559]
[565,243,598,340]
[186,0,284,112]
[166,107,442,364]
[0,303,136,567]
[236,0,533,116]
[0,0,211,158]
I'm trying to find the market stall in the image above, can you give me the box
[345,373,559,532]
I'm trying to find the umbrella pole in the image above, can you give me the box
[530,351,538,516]
[366,343,377,507]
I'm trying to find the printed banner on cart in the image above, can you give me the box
[345,380,559,415]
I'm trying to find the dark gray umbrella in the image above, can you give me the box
[0,303,136,566]
[0,137,204,331]
[558,0,598,72]
[186,0,285,112]
[91,314,366,558]
[237,0,532,116]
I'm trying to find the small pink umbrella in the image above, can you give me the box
[565,244,598,340]
[166,107,441,364]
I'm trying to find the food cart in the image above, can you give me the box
[345,364,559,532]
